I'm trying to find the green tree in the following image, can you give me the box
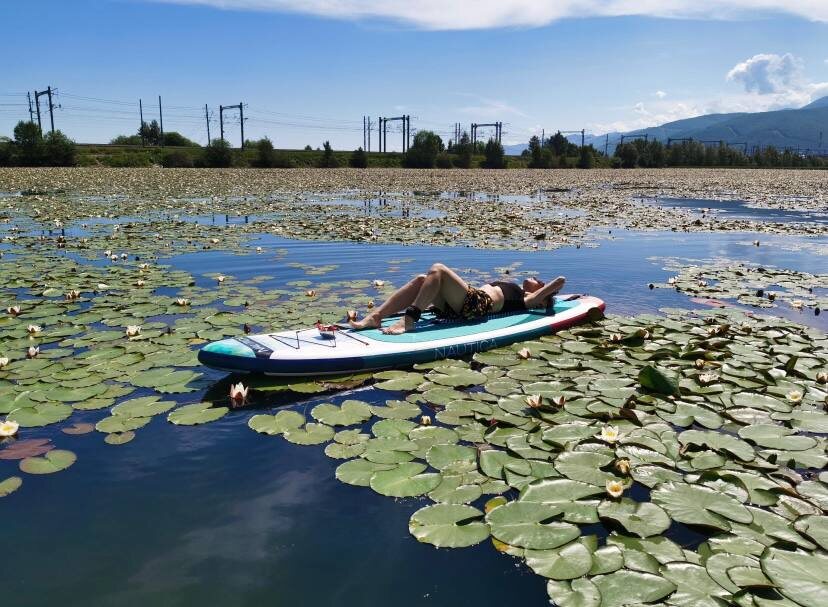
[202,138,233,167]
[577,146,593,169]
[13,121,44,165]
[616,143,639,168]
[318,141,339,168]
[527,135,544,168]
[349,147,368,168]
[139,120,162,146]
[43,130,76,166]
[453,131,473,168]
[110,134,143,145]
[254,137,276,168]
[404,130,444,168]
[162,131,198,147]
[482,138,506,169]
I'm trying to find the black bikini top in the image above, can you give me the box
[489,281,526,313]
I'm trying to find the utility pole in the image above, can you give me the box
[27,92,34,123]
[139,99,145,145]
[46,87,55,134]
[219,103,245,148]
[377,118,383,153]
[205,104,211,144]
[158,96,164,145]
[35,92,42,134]
[541,129,545,147]
[363,116,366,150]
[604,134,609,156]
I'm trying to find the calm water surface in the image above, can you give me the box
[2,227,826,607]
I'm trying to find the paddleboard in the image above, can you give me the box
[198,294,605,376]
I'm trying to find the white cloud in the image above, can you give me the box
[655,90,668,99]
[153,0,828,30]
[590,54,828,134]
[726,53,802,94]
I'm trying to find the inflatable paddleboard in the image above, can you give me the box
[198,295,605,376]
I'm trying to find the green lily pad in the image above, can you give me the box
[19,449,76,474]
[248,410,305,435]
[408,504,489,548]
[167,403,228,425]
[0,476,22,497]
[760,547,828,607]
[369,462,441,497]
[597,497,671,537]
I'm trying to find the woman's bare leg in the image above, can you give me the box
[382,264,469,335]
[349,274,426,329]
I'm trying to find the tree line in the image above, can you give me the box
[1,120,825,169]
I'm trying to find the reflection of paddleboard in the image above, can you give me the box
[198,295,605,376]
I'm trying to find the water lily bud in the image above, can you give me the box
[786,390,803,404]
[614,459,631,475]
[27,324,42,335]
[135,280,145,287]
[366,300,374,309]
[599,425,619,443]
[551,395,566,407]
[217,275,226,283]
[211,238,219,244]
[767,293,775,302]
[373,280,385,287]
[605,479,624,498]
[516,348,531,360]
[229,382,249,405]
[255,246,263,253]
[347,310,358,322]
[697,280,708,287]
[65,290,80,301]
[816,372,827,384]
[27,346,39,359]
[306,290,317,297]
[0,357,9,369]
[419,415,432,426]
[125,325,142,337]
[525,394,542,408]
[0,419,20,437]
[104,250,112,257]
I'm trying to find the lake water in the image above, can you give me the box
[1,225,827,607]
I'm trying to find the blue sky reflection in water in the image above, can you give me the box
[1,228,826,607]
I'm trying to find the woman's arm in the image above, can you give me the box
[524,276,566,309]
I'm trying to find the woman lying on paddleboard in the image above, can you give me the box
[349,263,565,335]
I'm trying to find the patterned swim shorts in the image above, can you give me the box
[432,287,493,320]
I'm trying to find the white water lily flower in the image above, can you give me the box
[27,346,39,359]
[110,254,118,261]
[135,280,145,287]
[7,305,21,316]
[27,325,42,334]
[125,325,142,337]
[609,333,623,343]
[817,372,827,385]
[97,283,109,290]
[0,419,19,437]
[525,394,542,409]
[516,348,531,360]
[65,290,80,301]
[175,298,190,306]
[667,277,677,285]
[551,395,566,407]
[373,280,385,287]
[104,249,112,257]
[366,300,374,308]
[420,415,432,427]
[599,425,619,443]
[791,300,804,310]
[786,390,803,403]
[139,263,149,270]
[606,479,624,498]
[120,253,128,260]
[229,382,248,404]
[255,246,263,253]
[210,238,220,244]
[0,357,9,369]
[217,275,226,283]
[346,310,358,321]
[614,459,631,475]
[698,372,719,385]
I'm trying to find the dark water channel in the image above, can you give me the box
[1,227,827,607]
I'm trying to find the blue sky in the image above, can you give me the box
[1,0,827,150]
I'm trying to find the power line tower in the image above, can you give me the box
[471,122,502,146]
[219,102,246,149]
[27,92,35,123]
[559,129,586,148]
[158,96,164,145]
[34,86,58,135]
[378,115,410,153]
[204,104,212,144]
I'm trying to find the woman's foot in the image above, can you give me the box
[348,313,381,330]
[381,315,415,335]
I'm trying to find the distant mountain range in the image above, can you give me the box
[504,96,828,155]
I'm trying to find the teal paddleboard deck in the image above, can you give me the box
[198,295,605,376]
